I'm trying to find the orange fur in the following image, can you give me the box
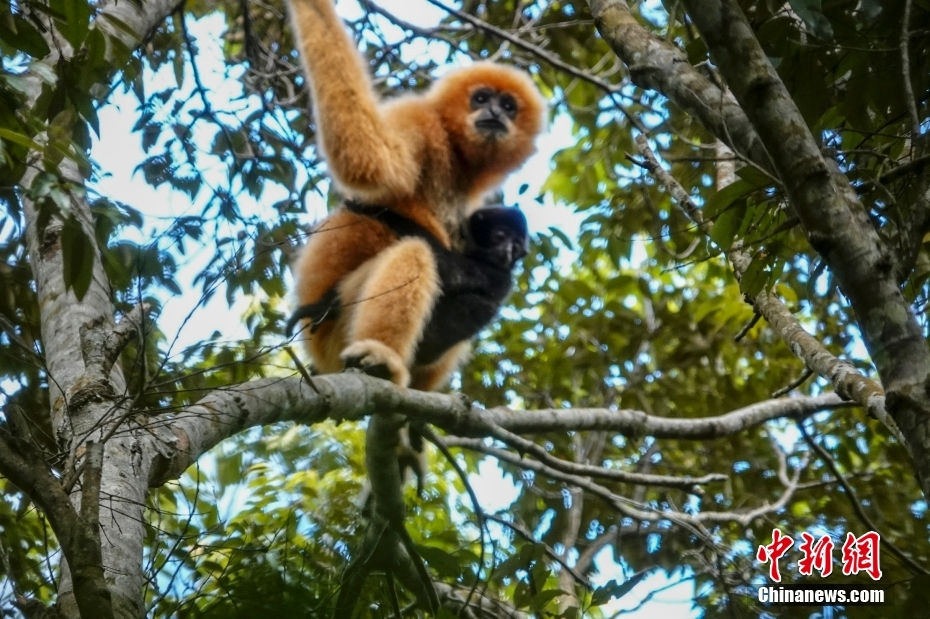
[410,342,472,392]
[288,0,546,387]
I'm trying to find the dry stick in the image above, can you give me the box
[772,368,814,398]
[482,424,726,492]
[445,436,800,528]
[484,513,591,589]
[283,345,318,390]
[425,0,623,95]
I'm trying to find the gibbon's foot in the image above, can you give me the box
[341,339,410,386]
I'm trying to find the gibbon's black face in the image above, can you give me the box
[467,207,529,268]
[470,87,518,138]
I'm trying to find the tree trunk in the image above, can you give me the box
[16,2,185,615]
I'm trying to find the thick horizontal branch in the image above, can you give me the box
[146,372,849,486]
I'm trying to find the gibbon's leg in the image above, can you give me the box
[394,342,471,496]
[410,342,471,392]
[340,238,439,386]
[287,0,419,197]
[294,210,391,312]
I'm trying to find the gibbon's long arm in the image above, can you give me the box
[288,0,419,198]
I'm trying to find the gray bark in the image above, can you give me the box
[15,1,184,616]
[679,0,930,497]
[146,373,846,487]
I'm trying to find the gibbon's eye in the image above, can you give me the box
[471,88,493,108]
[500,94,518,118]
[490,228,509,245]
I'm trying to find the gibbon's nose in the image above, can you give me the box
[475,109,507,134]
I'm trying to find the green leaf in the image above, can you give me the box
[99,12,139,39]
[0,127,41,151]
[0,15,51,58]
[61,214,95,300]
[591,570,651,606]
[704,179,754,219]
[538,587,570,605]
[416,544,461,578]
[709,202,745,251]
[787,0,834,40]
[84,24,106,68]
[547,225,574,250]
[735,165,774,188]
[58,1,92,49]
[216,450,244,488]
[739,254,769,298]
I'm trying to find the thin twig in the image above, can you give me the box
[899,0,920,142]
[797,420,928,575]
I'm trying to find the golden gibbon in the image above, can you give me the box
[288,0,545,389]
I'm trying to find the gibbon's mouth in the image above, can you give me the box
[475,118,507,134]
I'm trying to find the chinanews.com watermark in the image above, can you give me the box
[754,528,885,607]
[757,584,883,605]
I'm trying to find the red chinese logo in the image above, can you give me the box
[798,532,834,577]
[756,528,794,582]
[757,529,883,581]
[841,531,882,580]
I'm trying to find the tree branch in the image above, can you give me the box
[631,132,895,437]
[426,0,622,95]
[586,0,774,173]
[484,514,592,590]
[0,434,113,618]
[446,436,804,528]
[147,372,849,486]
[680,0,930,497]
[463,425,726,492]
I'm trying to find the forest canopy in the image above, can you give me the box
[0,0,929,617]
